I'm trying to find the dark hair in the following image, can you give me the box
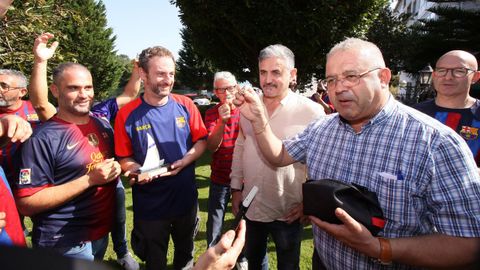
[52,62,90,86]
[138,46,175,72]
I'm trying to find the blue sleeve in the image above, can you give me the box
[91,98,119,122]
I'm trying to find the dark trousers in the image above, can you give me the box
[245,218,303,270]
[132,204,198,270]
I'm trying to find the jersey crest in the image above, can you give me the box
[460,126,478,140]
[176,116,186,128]
[87,133,100,147]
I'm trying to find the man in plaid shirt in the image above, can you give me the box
[234,38,480,269]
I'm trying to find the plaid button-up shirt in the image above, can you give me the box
[285,97,480,269]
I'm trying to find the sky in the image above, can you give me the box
[101,0,183,59]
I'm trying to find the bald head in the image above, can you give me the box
[436,50,478,70]
[433,50,480,104]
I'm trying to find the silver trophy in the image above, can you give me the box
[130,133,170,182]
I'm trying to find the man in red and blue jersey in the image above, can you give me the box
[0,70,40,178]
[29,32,141,269]
[13,63,121,261]
[115,46,207,270]
[414,50,480,167]
[204,71,247,268]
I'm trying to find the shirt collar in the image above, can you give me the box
[280,90,294,105]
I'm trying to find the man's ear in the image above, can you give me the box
[50,84,59,98]
[472,71,480,84]
[379,68,392,87]
[290,68,298,81]
[139,67,147,82]
[18,87,28,98]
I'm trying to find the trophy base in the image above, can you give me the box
[131,164,171,182]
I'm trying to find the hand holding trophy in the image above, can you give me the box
[129,133,171,182]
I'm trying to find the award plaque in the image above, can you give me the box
[131,133,171,182]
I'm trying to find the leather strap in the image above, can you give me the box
[378,237,392,265]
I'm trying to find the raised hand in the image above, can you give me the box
[233,86,268,132]
[218,103,231,123]
[33,32,59,62]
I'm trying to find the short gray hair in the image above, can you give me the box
[327,38,385,67]
[213,71,236,86]
[0,69,27,88]
[258,44,295,70]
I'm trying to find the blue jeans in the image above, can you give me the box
[92,235,109,260]
[53,241,94,261]
[245,218,303,270]
[111,180,128,258]
[206,182,231,247]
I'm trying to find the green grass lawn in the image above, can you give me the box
[26,151,314,269]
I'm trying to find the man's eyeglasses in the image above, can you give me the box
[0,82,24,93]
[320,68,382,90]
[214,85,237,93]
[433,68,476,78]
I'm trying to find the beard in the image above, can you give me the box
[0,99,9,107]
[61,99,92,117]
[148,81,172,97]
[0,96,17,108]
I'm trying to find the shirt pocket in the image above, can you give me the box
[372,172,414,227]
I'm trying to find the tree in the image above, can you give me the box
[0,0,122,100]
[171,0,388,85]
[0,1,74,74]
[55,0,123,100]
[403,0,480,73]
[366,6,411,74]
[176,27,215,90]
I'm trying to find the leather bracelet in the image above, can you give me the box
[231,188,242,193]
[377,237,392,265]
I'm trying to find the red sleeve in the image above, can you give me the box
[171,94,208,143]
[14,184,53,198]
[114,98,142,158]
[204,104,220,134]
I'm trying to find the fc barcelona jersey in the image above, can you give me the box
[115,94,207,220]
[414,99,480,165]
[13,116,116,248]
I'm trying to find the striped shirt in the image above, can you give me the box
[204,104,240,185]
[284,97,480,269]
[414,99,480,166]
